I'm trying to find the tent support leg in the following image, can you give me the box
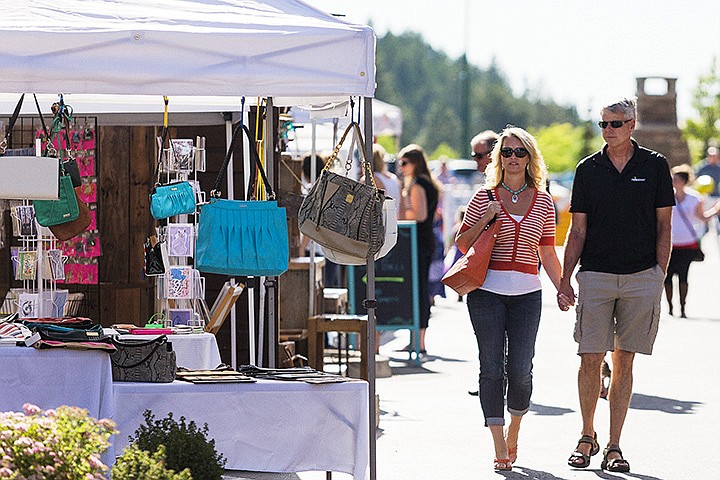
[363,96,377,480]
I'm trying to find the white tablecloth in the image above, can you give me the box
[118,333,222,370]
[112,379,370,480]
[0,347,114,420]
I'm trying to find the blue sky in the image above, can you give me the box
[305,0,720,123]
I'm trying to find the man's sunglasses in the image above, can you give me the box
[598,119,632,129]
[500,147,529,158]
[472,150,492,160]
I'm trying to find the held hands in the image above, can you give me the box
[556,282,576,312]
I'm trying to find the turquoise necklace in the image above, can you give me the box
[500,182,528,203]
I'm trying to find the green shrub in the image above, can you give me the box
[126,410,226,480]
[112,444,192,480]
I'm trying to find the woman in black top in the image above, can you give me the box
[398,144,440,354]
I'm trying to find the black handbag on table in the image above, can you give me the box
[110,335,177,383]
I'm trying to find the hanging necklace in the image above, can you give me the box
[501,182,528,203]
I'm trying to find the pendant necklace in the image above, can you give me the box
[501,182,528,203]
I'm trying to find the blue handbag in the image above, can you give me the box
[149,122,197,220]
[150,181,196,220]
[195,123,288,277]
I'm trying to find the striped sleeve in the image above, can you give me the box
[539,192,556,245]
[459,188,489,233]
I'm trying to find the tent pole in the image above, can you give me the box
[223,115,239,369]
[363,96,377,480]
[265,96,277,368]
[308,119,317,323]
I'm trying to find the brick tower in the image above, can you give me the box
[632,77,690,167]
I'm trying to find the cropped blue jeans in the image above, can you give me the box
[466,288,542,426]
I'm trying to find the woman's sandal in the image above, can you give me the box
[567,432,599,468]
[601,445,630,473]
[494,458,512,471]
[508,446,517,464]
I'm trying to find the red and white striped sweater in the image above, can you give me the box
[460,187,556,275]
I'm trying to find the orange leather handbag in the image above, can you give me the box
[441,190,500,296]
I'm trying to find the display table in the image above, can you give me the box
[0,347,114,420]
[112,379,369,480]
[118,333,222,370]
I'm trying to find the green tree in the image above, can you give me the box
[375,32,581,154]
[530,123,602,173]
[429,142,460,160]
[683,57,720,162]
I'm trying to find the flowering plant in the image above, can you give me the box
[0,403,116,480]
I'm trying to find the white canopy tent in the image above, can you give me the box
[0,1,378,478]
[0,0,374,98]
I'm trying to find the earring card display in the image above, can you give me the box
[11,205,37,237]
[39,118,101,284]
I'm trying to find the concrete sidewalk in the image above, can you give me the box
[227,240,720,479]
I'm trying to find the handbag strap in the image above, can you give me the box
[211,118,276,201]
[321,122,377,186]
[485,189,498,228]
[50,95,75,166]
[110,335,169,369]
[1,93,56,156]
[152,96,177,186]
[675,194,701,243]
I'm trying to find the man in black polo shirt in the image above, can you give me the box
[558,97,674,473]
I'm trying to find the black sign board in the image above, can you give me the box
[348,221,419,329]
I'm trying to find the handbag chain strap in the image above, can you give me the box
[321,121,380,198]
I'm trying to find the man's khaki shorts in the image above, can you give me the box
[574,265,665,355]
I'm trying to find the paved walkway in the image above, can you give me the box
[227,237,720,479]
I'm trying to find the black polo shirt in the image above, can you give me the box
[570,140,675,274]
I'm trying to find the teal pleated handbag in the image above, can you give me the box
[195,123,288,277]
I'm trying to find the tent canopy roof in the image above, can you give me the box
[0,0,375,98]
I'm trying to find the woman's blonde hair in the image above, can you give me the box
[485,126,547,191]
[671,163,694,185]
[372,143,388,173]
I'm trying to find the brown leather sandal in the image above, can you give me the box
[601,445,630,472]
[567,432,599,468]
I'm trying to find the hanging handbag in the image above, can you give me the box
[298,122,386,259]
[110,334,177,382]
[321,197,398,265]
[143,234,167,276]
[47,186,92,241]
[0,93,60,200]
[441,190,501,296]
[32,174,80,227]
[149,126,197,220]
[150,181,197,219]
[195,122,289,276]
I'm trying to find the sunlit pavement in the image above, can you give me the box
[227,236,720,480]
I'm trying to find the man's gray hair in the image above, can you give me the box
[601,97,637,119]
[470,130,499,148]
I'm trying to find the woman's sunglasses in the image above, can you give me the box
[500,147,529,158]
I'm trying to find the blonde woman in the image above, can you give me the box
[455,126,566,471]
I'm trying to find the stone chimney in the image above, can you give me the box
[632,77,689,167]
